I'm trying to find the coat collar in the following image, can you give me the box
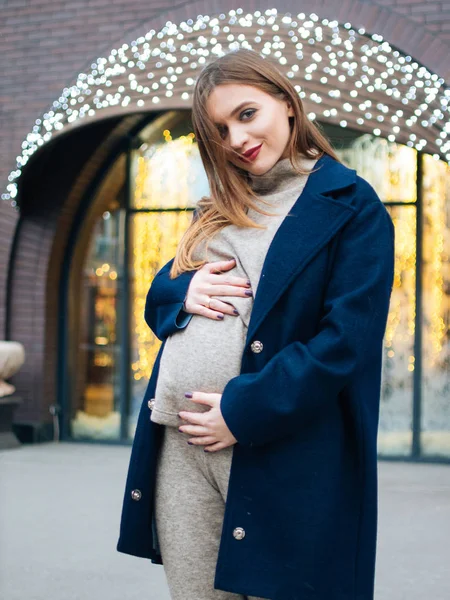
[246,153,358,345]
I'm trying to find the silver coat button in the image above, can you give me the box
[250,340,263,353]
[148,399,155,410]
[131,489,142,501]
[233,527,246,540]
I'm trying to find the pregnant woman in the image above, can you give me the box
[117,48,395,600]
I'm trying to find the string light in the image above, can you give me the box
[3,8,450,207]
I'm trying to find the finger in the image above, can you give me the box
[179,424,210,436]
[205,284,253,298]
[204,442,227,453]
[187,436,217,446]
[200,296,238,317]
[178,410,207,424]
[209,273,251,288]
[207,259,236,274]
[189,392,220,406]
[189,304,225,320]
[208,299,239,316]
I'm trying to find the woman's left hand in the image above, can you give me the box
[178,392,238,452]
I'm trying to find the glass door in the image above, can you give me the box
[67,155,126,440]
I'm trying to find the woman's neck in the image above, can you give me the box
[247,152,319,196]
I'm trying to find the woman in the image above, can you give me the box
[117,48,395,600]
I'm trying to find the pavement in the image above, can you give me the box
[0,442,449,600]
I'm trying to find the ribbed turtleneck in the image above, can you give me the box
[247,152,319,196]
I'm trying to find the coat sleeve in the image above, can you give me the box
[220,197,395,448]
[144,209,200,341]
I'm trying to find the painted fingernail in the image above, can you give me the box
[187,442,193,445]
[204,448,209,452]
[245,290,253,296]
[185,392,193,398]
[233,309,239,315]
[217,314,224,320]
[246,280,251,287]
[178,428,183,432]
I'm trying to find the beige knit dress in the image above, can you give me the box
[150,154,318,427]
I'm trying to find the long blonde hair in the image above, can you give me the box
[170,48,340,278]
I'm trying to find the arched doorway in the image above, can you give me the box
[62,110,209,440]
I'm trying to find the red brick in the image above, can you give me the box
[411,4,440,12]
[425,11,450,23]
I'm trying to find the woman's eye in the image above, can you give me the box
[218,109,256,139]
[241,109,256,120]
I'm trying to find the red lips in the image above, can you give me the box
[243,144,262,158]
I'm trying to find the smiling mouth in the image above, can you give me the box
[241,144,262,162]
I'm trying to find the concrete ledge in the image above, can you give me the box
[0,396,22,450]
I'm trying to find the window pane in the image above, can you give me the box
[69,206,124,440]
[131,114,209,210]
[335,134,417,203]
[128,210,192,438]
[421,155,450,458]
[378,205,416,456]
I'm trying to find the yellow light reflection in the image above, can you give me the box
[131,134,195,380]
[422,155,449,365]
[384,205,416,354]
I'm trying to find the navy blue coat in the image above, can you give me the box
[117,153,395,600]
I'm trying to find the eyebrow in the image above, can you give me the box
[214,101,257,126]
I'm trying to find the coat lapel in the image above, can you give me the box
[246,154,358,345]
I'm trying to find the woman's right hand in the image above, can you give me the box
[183,259,252,320]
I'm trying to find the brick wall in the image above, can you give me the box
[7,114,144,431]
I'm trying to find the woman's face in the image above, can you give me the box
[206,83,295,175]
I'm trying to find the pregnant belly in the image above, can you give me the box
[154,313,247,416]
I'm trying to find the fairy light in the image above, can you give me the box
[3,8,450,207]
